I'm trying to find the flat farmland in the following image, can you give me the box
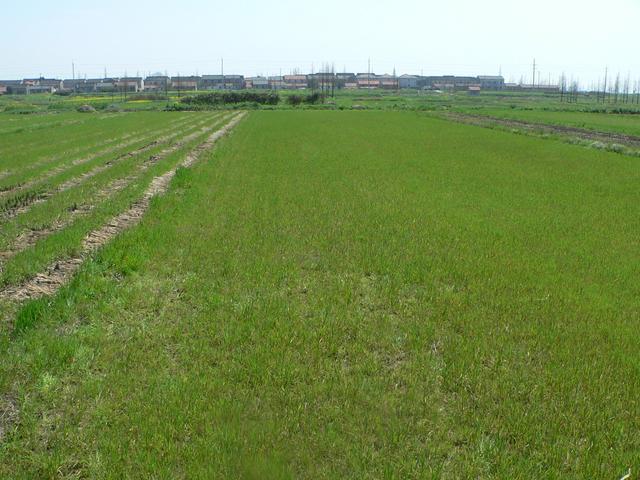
[1,111,639,478]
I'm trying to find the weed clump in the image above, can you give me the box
[77,104,96,113]
[286,93,323,106]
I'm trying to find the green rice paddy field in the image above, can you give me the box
[1,110,639,478]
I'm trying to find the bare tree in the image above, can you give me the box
[623,73,631,104]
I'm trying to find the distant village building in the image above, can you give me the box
[26,85,56,94]
[8,85,29,95]
[22,78,62,90]
[247,76,270,89]
[283,75,308,89]
[0,80,23,94]
[0,78,57,95]
[171,76,200,91]
[200,75,226,90]
[95,79,117,92]
[335,73,356,88]
[356,73,379,89]
[145,76,170,92]
[223,75,245,90]
[0,71,519,95]
[62,79,86,92]
[199,75,245,90]
[268,76,285,89]
[398,75,419,89]
[115,77,144,92]
[477,75,505,90]
[308,72,335,90]
[200,75,245,90]
[377,74,398,90]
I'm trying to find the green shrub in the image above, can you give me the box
[286,93,323,107]
[181,92,280,106]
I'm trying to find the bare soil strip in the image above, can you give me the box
[443,112,640,149]
[0,117,216,222]
[0,395,18,443]
[0,115,234,265]
[0,116,195,196]
[0,113,245,302]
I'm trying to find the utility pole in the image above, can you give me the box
[165,73,169,106]
[393,66,398,92]
[532,58,536,87]
[332,62,335,98]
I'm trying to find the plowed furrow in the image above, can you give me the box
[0,113,245,302]
[0,116,195,196]
[0,115,233,265]
[0,116,217,222]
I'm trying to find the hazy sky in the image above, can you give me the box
[3,0,639,86]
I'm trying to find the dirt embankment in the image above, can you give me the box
[443,112,640,150]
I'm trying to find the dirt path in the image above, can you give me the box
[0,114,235,266]
[0,113,245,303]
[443,112,640,149]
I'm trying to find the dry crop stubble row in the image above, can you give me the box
[0,112,233,269]
[0,112,158,177]
[0,113,224,257]
[0,113,224,248]
[0,112,204,195]
[0,118,180,193]
[0,113,198,196]
[0,111,155,155]
[0,113,219,221]
[0,112,244,303]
